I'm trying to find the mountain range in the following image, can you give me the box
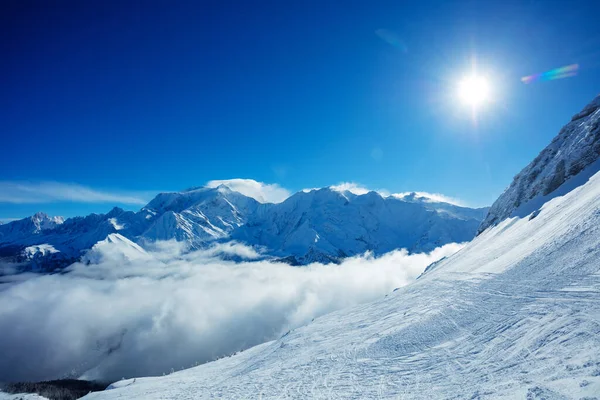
[0,186,488,271]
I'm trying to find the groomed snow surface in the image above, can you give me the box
[81,171,600,398]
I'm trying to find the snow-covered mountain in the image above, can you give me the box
[0,212,64,244]
[140,185,261,243]
[0,185,487,270]
[81,97,600,400]
[235,188,486,264]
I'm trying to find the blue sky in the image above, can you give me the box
[2,0,600,220]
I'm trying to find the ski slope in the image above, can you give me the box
[83,165,600,399]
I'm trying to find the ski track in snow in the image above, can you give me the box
[82,171,600,399]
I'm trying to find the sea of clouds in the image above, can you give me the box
[0,240,463,383]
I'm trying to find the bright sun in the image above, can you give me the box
[458,76,490,107]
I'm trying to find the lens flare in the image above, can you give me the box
[521,64,579,84]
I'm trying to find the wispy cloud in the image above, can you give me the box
[329,182,372,195]
[391,192,465,206]
[370,147,383,161]
[329,183,466,206]
[206,179,291,203]
[0,181,152,205]
[0,180,467,208]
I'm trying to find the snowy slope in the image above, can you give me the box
[0,186,486,270]
[83,147,600,400]
[480,94,600,232]
[82,233,152,265]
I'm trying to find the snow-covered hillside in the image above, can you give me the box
[82,123,600,400]
[480,94,600,232]
[0,185,486,270]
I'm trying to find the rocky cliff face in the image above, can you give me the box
[479,94,600,233]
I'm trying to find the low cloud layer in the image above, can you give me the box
[206,179,291,203]
[0,241,463,383]
[0,181,152,205]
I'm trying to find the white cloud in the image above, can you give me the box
[0,241,463,383]
[206,179,291,203]
[329,184,466,206]
[329,182,371,195]
[391,191,465,206]
[0,180,467,209]
[0,181,152,205]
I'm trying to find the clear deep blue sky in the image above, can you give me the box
[2,0,600,220]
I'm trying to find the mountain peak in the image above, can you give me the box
[215,184,234,193]
[570,94,600,122]
[397,192,419,202]
[30,212,64,229]
[106,206,125,217]
[31,211,49,220]
[181,186,211,193]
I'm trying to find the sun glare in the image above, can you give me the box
[458,76,490,108]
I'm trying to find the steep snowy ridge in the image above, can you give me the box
[0,186,487,270]
[82,95,600,399]
[480,94,600,232]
